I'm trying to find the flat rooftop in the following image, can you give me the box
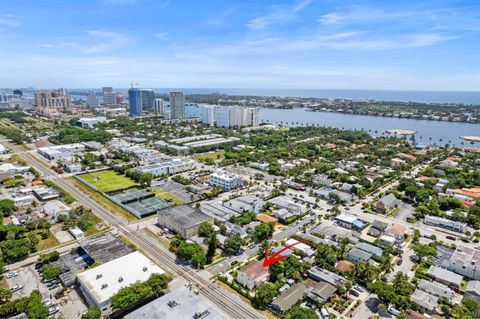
[80,232,133,264]
[124,286,227,319]
[77,251,165,306]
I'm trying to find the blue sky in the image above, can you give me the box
[0,0,479,90]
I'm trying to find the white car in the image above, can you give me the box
[10,285,23,292]
[42,298,55,307]
[6,271,18,279]
[48,306,59,315]
[388,307,401,316]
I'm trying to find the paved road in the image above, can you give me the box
[2,140,266,319]
[207,213,315,275]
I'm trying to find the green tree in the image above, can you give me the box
[81,307,101,319]
[284,305,319,319]
[206,233,217,264]
[252,223,274,243]
[42,264,61,279]
[198,222,215,238]
[223,234,242,255]
[111,274,168,310]
[252,282,278,309]
[0,287,12,303]
[0,199,14,216]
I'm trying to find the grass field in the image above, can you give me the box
[152,188,184,205]
[192,151,225,162]
[36,233,60,251]
[69,177,137,222]
[78,170,137,192]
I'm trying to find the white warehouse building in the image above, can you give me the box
[135,158,196,176]
[209,170,244,191]
[77,251,165,313]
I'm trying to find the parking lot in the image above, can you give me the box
[5,264,87,318]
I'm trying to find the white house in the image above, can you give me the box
[236,261,269,290]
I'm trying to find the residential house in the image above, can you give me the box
[417,279,452,301]
[427,266,463,288]
[236,261,269,290]
[411,289,438,313]
[446,246,480,280]
[375,193,398,214]
[464,281,480,303]
[384,223,406,243]
[271,283,307,314]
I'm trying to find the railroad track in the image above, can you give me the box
[3,141,265,319]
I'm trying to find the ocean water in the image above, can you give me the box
[64,88,480,104]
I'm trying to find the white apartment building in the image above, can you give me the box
[86,92,98,108]
[209,170,243,191]
[215,106,259,128]
[198,105,215,126]
[447,246,480,280]
[136,158,196,176]
[154,98,164,114]
[424,215,466,233]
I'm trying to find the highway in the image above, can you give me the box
[2,140,266,319]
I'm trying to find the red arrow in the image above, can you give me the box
[262,240,303,267]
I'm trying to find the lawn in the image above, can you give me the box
[36,233,60,252]
[78,170,137,192]
[69,177,137,222]
[152,188,184,205]
[192,151,225,162]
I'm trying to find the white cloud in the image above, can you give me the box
[318,7,408,25]
[154,32,168,39]
[62,30,131,54]
[246,0,311,30]
[0,15,20,27]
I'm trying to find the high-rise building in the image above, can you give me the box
[214,106,259,128]
[102,87,116,106]
[34,89,70,110]
[199,105,215,126]
[116,94,124,105]
[169,91,185,120]
[86,92,98,108]
[140,89,155,110]
[154,98,164,114]
[128,88,142,116]
[13,89,22,96]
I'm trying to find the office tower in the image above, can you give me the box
[169,91,185,119]
[140,89,155,110]
[102,87,116,105]
[34,89,70,110]
[86,91,98,108]
[128,88,142,116]
[154,98,164,114]
[13,89,22,96]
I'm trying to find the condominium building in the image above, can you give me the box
[128,88,142,116]
[170,91,185,119]
[209,170,243,191]
[215,105,259,128]
[102,87,116,105]
[154,98,164,114]
[34,89,70,110]
[199,105,215,126]
[140,89,155,110]
[86,91,98,108]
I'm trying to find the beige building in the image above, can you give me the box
[236,261,269,290]
[35,89,71,111]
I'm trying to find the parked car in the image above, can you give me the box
[388,307,401,316]
[47,279,60,287]
[6,271,18,279]
[10,285,22,292]
[349,288,360,297]
[446,235,457,241]
[397,259,403,266]
[475,246,480,250]
[230,260,239,266]
[47,306,59,315]
[353,285,365,292]
[42,298,55,307]
[320,308,330,319]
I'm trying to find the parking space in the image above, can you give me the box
[5,263,87,318]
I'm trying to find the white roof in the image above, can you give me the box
[44,200,70,213]
[335,214,357,224]
[77,251,165,305]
